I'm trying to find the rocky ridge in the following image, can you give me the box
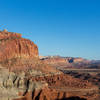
[40,56,91,68]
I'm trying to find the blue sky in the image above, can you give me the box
[0,0,100,60]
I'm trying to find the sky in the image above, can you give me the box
[0,0,100,60]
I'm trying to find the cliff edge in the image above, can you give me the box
[0,31,38,62]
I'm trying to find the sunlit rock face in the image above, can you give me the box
[0,31,38,62]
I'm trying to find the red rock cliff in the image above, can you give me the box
[0,31,38,62]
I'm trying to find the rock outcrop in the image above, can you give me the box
[0,65,98,100]
[41,56,90,68]
[0,31,38,62]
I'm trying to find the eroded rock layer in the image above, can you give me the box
[0,31,38,62]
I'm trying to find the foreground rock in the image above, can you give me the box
[0,65,99,100]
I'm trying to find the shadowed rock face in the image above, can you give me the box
[0,31,38,62]
[57,96,87,100]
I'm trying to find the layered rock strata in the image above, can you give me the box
[0,31,38,62]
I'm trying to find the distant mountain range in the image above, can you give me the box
[40,56,100,69]
[90,60,100,64]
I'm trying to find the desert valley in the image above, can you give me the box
[0,30,100,100]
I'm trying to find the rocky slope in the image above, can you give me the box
[0,65,98,100]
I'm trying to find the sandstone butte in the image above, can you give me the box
[0,30,38,62]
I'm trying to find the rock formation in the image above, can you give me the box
[0,30,99,100]
[0,31,38,62]
[41,56,91,68]
[0,65,98,100]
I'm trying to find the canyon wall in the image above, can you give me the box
[0,31,38,62]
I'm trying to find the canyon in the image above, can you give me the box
[0,30,99,100]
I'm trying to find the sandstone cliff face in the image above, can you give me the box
[0,31,38,62]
